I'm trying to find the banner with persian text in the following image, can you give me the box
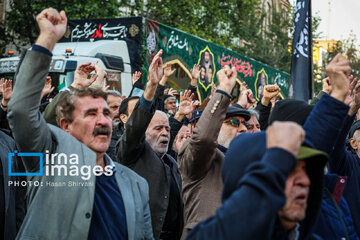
[144,20,290,102]
[60,17,143,72]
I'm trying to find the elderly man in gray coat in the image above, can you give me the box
[7,8,153,239]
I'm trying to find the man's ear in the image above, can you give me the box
[350,138,358,150]
[119,114,128,124]
[59,118,71,133]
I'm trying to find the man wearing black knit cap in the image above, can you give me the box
[268,99,314,126]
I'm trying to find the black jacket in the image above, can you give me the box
[106,123,124,161]
[116,100,184,240]
[0,130,26,240]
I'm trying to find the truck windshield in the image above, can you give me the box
[48,70,75,94]
[0,73,15,80]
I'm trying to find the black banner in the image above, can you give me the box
[290,0,312,101]
[60,17,143,71]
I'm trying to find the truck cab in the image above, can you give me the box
[0,40,132,96]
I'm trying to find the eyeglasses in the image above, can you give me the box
[224,118,249,129]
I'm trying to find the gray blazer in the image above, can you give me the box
[7,49,154,239]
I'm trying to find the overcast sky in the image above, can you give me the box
[290,0,360,43]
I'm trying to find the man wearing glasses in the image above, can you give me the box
[177,67,251,239]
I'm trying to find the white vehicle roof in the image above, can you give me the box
[53,40,130,64]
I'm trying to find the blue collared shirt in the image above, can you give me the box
[88,156,127,240]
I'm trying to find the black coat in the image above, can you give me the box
[116,101,184,240]
[0,130,26,240]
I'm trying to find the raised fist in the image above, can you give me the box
[35,8,67,51]
[266,121,305,157]
[216,67,237,95]
[326,54,351,102]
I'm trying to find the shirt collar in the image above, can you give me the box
[104,154,115,168]
[94,154,116,175]
[288,223,300,240]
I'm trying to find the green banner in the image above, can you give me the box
[144,19,290,103]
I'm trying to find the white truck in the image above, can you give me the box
[0,40,133,96]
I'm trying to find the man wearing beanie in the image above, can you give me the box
[268,99,314,126]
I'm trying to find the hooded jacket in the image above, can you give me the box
[186,131,327,240]
[225,133,327,240]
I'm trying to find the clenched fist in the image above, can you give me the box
[35,8,67,51]
[326,54,351,102]
[266,121,305,157]
[216,67,237,95]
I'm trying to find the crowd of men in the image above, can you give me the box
[1,7,360,240]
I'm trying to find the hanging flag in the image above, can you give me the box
[290,0,313,101]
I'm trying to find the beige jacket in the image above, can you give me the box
[178,92,230,233]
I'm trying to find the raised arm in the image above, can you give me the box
[255,84,280,130]
[178,67,236,179]
[303,54,352,155]
[42,61,99,125]
[187,64,200,97]
[152,63,175,111]
[7,8,67,172]
[116,50,163,166]
[0,79,12,131]
[168,90,198,156]
[236,82,256,110]
[328,77,360,174]
[310,77,331,105]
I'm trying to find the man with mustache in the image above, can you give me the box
[7,8,153,239]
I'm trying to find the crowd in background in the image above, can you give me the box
[1,7,360,240]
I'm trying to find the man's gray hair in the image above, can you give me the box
[247,109,259,120]
[106,90,122,98]
[155,110,168,119]
[354,130,359,140]
[145,110,169,135]
[164,96,176,104]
